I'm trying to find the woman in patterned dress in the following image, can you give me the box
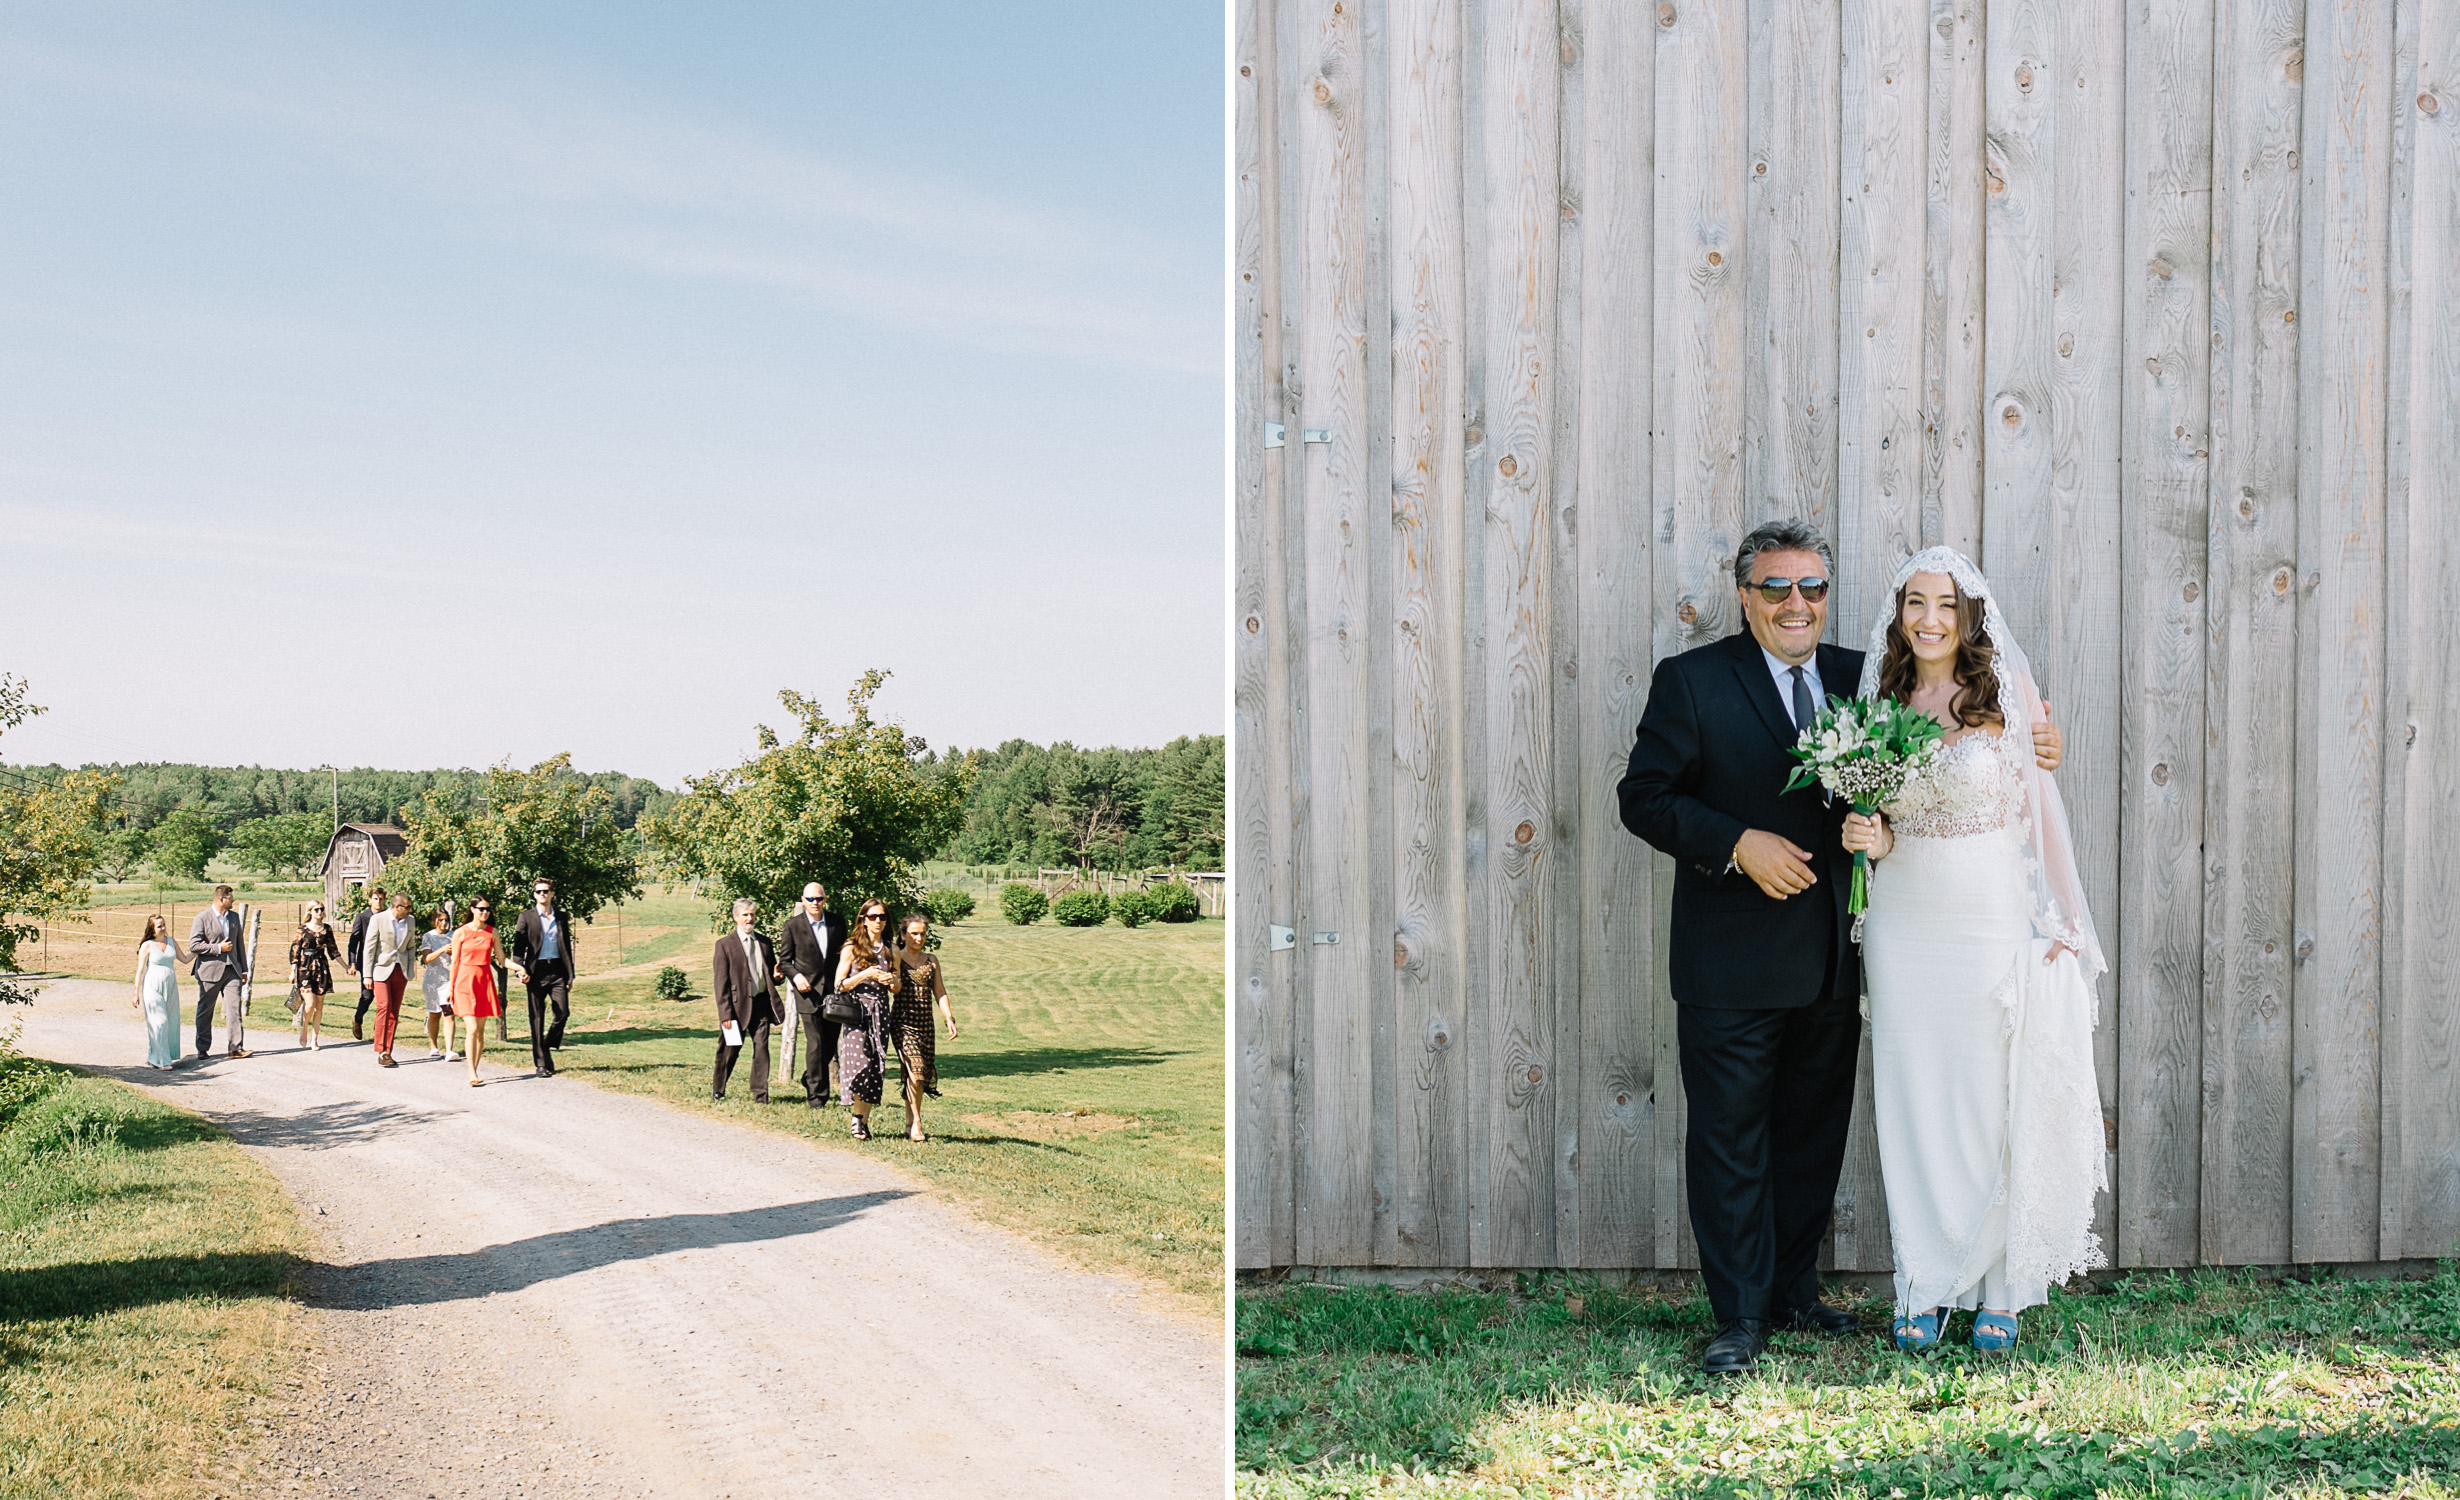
[288,902,342,1050]
[890,912,959,1142]
[444,899,502,1087]
[832,899,897,1140]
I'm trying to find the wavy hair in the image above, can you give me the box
[1876,579,2003,728]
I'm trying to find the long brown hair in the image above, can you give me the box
[1877,581,2003,728]
[139,914,166,949]
[849,898,890,966]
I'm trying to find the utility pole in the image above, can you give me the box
[329,766,340,833]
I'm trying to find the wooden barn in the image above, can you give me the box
[1234,0,2459,1276]
[320,823,408,919]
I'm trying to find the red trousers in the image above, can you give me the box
[372,973,408,1055]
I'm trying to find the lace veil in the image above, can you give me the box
[1853,546,2106,979]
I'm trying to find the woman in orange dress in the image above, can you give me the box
[444,898,502,1087]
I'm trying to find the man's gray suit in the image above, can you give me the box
[188,906,249,1056]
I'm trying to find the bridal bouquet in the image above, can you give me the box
[1782,696,1945,919]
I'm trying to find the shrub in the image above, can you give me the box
[1052,890,1110,927]
[924,887,977,926]
[653,965,692,1003]
[1112,888,1156,928]
[999,883,1049,925]
[1149,881,1204,923]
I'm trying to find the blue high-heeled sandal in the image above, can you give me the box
[1972,1310,2018,1352]
[1892,1307,1945,1352]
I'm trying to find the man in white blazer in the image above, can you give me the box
[361,892,419,1068]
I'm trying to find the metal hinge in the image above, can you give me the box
[1268,924,1295,951]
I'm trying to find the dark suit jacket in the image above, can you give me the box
[1616,630,1864,1008]
[773,911,847,1016]
[712,931,783,1031]
[347,909,373,972]
[511,908,576,972]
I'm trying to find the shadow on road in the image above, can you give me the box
[0,1193,912,1320]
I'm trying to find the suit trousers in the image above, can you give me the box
[194,973,244,1055]
[713,1013,775,1101]
[524,959,571,1072]
[797,1008,842,1104]
[1675,982,1862,1323]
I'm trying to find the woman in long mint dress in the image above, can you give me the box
[131,915,186,1069]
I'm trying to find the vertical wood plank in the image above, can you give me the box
[1746,0,1842,533]
[1550,0,1589,1263]
[1478,0,1564,1268]
[2291,0,2391,1264]
[2375,0,2413,1268]
[1388,0,1474,1268]
[1923,0,1986,554]
[1235,0,1299,1270]
[1291,0,1377,1266]
[1570,0,1657,1267]
[2389,0,2460,1259]
[2201,0,2303,1267]
[1361,0,1402,1269]
[2051,0,2127,1268]
[1831,0,1929,1276]
[2115,0,2213,1268]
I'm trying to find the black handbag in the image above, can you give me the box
[820,987,864,1026]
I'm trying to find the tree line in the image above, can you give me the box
[933,735,1224,872]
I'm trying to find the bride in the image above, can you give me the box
[1839,547,2106,1353]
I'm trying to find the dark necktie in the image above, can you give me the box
[1790,665,1814,731]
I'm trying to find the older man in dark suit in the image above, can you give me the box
[1618,519,2062,1374]
[772,881,847,1108]
[188,884,252,1060]
[711,897,784,1103]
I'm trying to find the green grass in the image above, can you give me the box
[531,907,1224,1321]
[1236,1269,2460,1498]
[0,1060,308,1498]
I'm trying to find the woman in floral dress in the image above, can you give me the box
[890,912,959,1142]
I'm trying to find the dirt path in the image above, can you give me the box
[20,980,1222,1499]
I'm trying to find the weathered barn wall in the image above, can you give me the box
[1234,0,2460,1270]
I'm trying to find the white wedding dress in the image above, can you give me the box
[1856,548,2108,1318]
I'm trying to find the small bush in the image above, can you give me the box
[653,965,692,1003]
[1000,883,1049,925]
[924,887,977,926]
[1052,890,1111,927]
[1149,882,1204,923]
[1112,889,1156,928]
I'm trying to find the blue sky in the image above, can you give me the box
[0,2,1222,785]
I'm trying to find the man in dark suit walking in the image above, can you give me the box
[1619,520,2061,1374]
[346,885,384,1041]
[711,897,784,1103]
[509,877,574,1079]
[772,881,847,1108]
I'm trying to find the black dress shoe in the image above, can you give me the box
[1702,1318,1770,1375]
[1777,1300,1861,1336]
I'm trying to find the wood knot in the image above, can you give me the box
[1706,250,1722,266]
[2058,332,2075,357]
[1514,821,1535,845]
[1526,1066,1543,1084]
[1677,602,1699,625]
[2421,93,2442,115]
[2150,256,2174,279]
[1393,937,1411,967]
[1313,77,1333,105]
[2239,498,2256,519]
[1754,161,1768,175]
[1498,454,1519,478]
[2264,941,2276,954]
[1658,2,1677,24]
[2015,62,2034,91]
[1464,425,1485,446]
[2283,309,2296,323]
[1615,1093,1631,1107]
[2183,580,2200,603]
[2272,567,2292,595]
[2151,762,2170,786]
[2283,48,2303,80]
[2001,403,2023,428]
[2146,357,2162,375]
[1245,615,1262,635]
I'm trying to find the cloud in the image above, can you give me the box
[1,4,1215,374]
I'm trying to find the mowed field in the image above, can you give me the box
[35,877,1226,1322]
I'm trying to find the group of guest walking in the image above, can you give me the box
[129,877,582,1088]
[129,878,958,1132]
[710,881,958,1142]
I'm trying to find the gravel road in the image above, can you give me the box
[20,979,1223,1499]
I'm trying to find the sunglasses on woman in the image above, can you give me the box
[1750,576,1829,604]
